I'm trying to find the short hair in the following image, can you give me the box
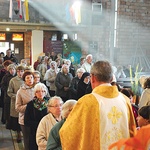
[86,54,92,60]
[61,99,77,119]
[7,64,16,70]
[33,71,41,77]
[77,68,85,73]
[143,77,150,89]
[16,65,25,71]
[50,61,57,67]
[61,64,69,73]
[138,105,150,121]
[34,82,47,96]
[2,60,13,67]
[47,96,63,107]
[120,88,131,98]
[90,61,113,83]
[22,71,34,81]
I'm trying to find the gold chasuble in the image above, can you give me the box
[60,85,135,150]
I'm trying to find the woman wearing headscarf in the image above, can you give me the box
[77,72,90,99]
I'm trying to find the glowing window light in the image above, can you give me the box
[71,1,81,25]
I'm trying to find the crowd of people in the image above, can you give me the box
[0,49,150,150]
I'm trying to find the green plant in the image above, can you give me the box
[130,64,142,95]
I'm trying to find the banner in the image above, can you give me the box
[23,0,29,22]
[18,0,22,19]
[9,0,13,19]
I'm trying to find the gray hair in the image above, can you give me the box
[48,96,63,107]
[33,70,41,77]
[7,64,16,70]
[50,61,57,67]
[90,60,113,83]
[61,64,69,73]
[86,54,92,60]
[34,82,47,95]
[61,99,77,119]
[77,68,85,73]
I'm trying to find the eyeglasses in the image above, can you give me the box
[49,103,63,108]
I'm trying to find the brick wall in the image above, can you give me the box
[116,0,150,70]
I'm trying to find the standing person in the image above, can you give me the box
[81,54,93,73]
[15,71,35,150]
[36,96,63,150]
[46,99,77,150]
[0,60,13,124]
[3,49,15,61]
[55,64,73,102]
[60,60,135,150]
[33,56,42,71]
[7,65,25,143]
[44,61,59,97]
[139,77,150,109]
[24,83,49,150]
[33,71,50,98]
[50,51,57,61]
[77,72,90,99]
[1,64,16,129]
[69,68,85,100]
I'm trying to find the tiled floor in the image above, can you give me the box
[0,108,14,150]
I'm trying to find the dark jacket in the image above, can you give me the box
[24,97,49,150]
[55,72,73,99]
[69,76,80,100]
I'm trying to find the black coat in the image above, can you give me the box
[24,98,48,150]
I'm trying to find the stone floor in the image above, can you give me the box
[0,108,14,150]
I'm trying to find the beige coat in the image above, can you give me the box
[7,76,24,117]
[36,113,58,150]
[15,84,34,125]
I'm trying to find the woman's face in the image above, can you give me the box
[136,115,149,127]
[35,89,46,99]
[63,66,69,74]
[77,71,84,79]
[25,74,34,86]
[34,74,40,84]
[9,68,16,76]
[48,99,63,116]
[17,70,24,78]
[84,76,90,84]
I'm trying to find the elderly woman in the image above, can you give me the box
[36,96,63,150]
[7,65,25,143]
[55,64,73,102]
[77,72,90,99]
[69,68,85,100]
[44,61,59,97]
[16,71,35,150]
[24,82,49,150]
[0,60,13,124]
[33,71,41,85]
[46,99,77,150]
[1,64,16,129]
